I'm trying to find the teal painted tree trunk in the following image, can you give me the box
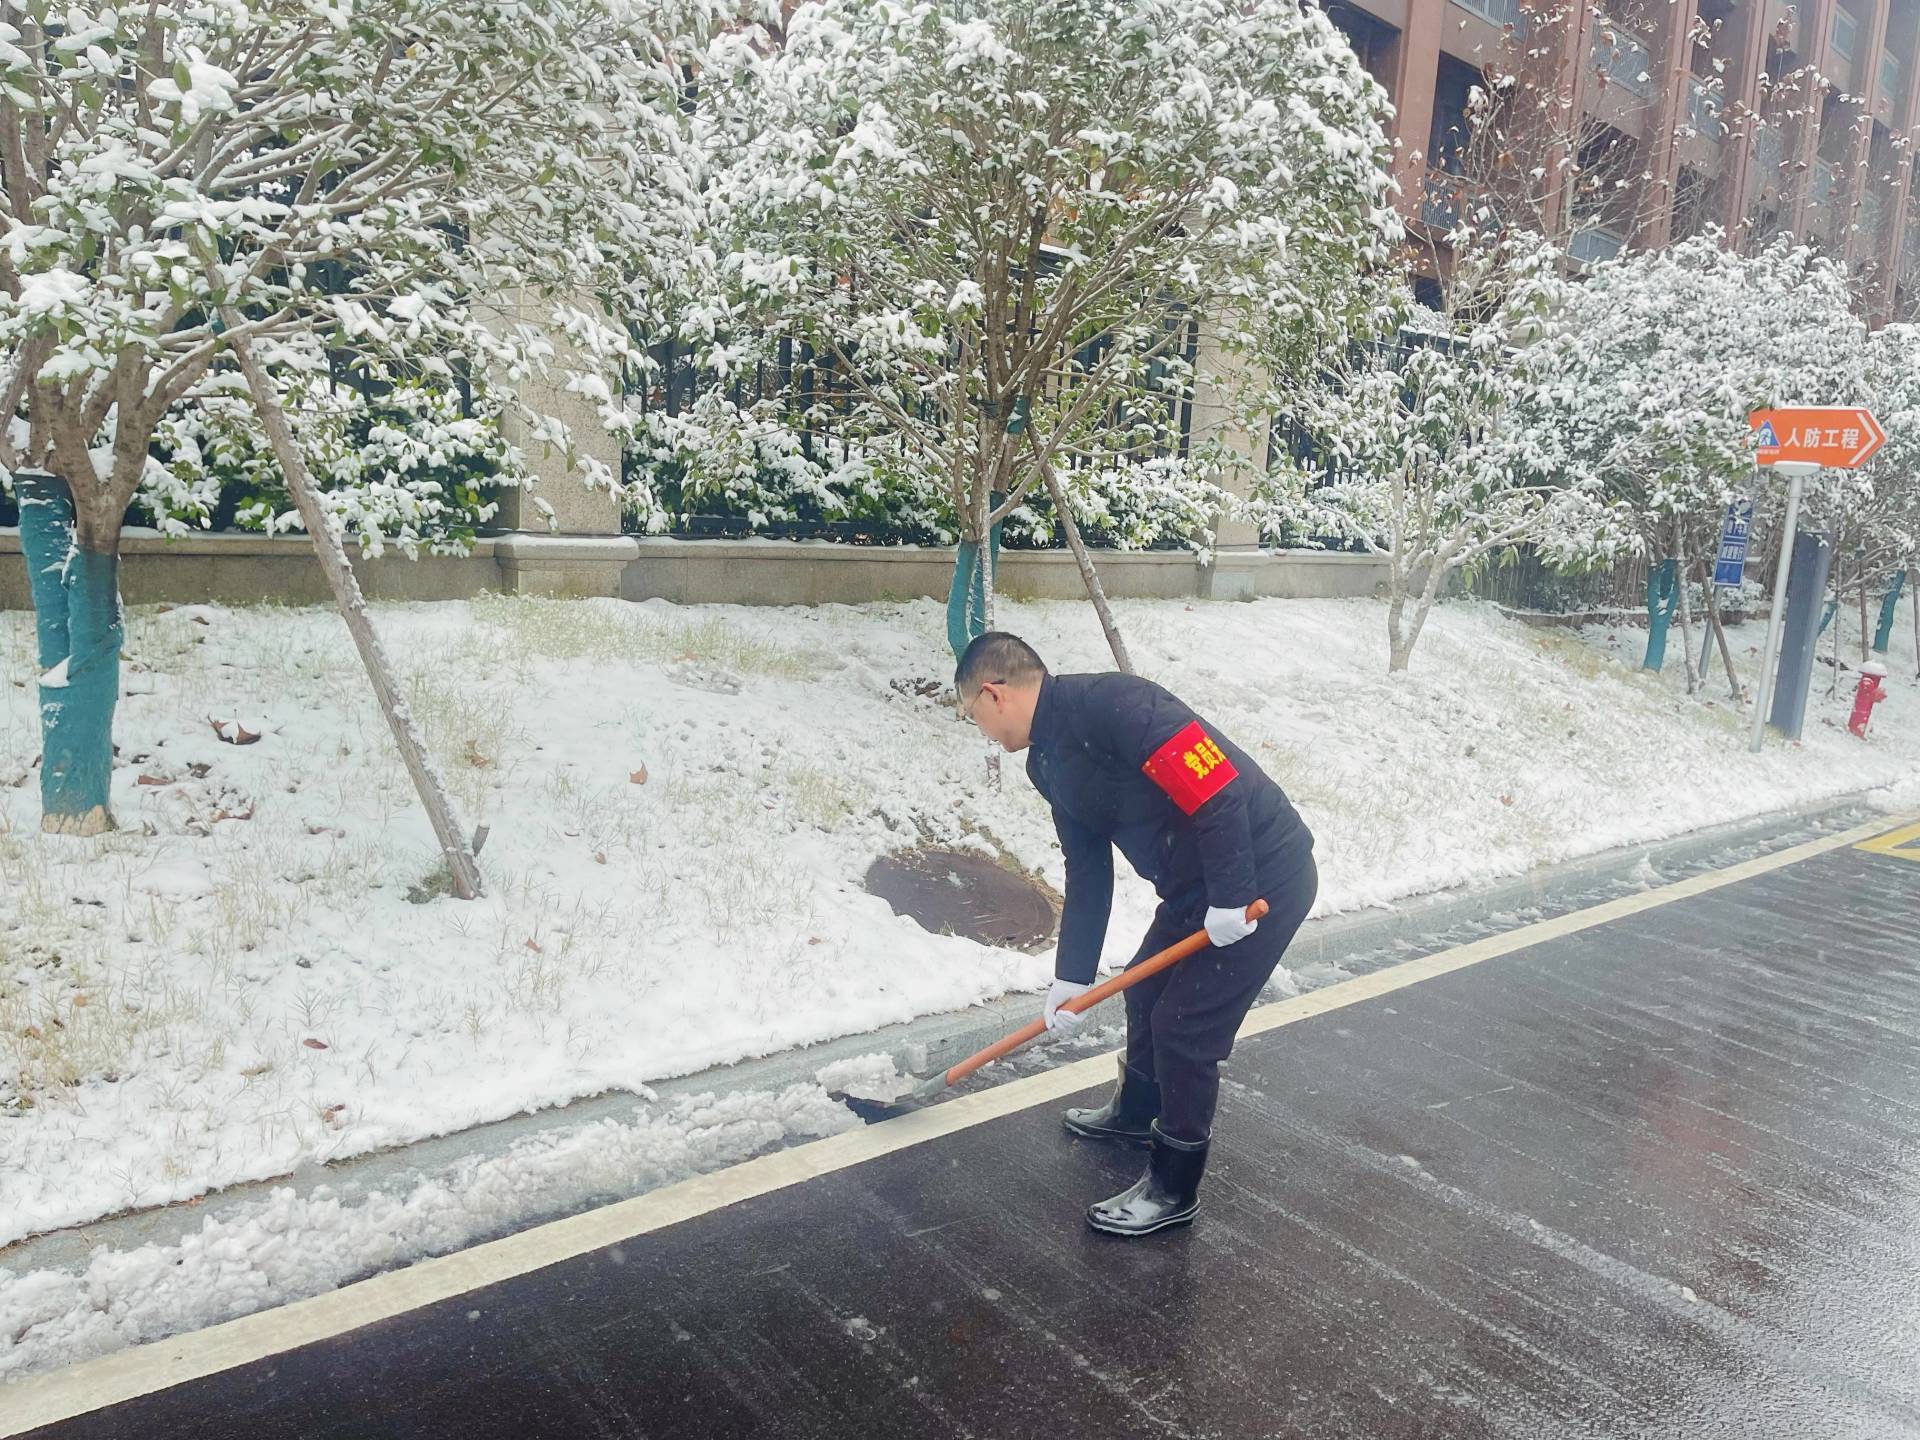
[1873,571,1906,654]
[945,499,1004,660]
[16,470,122,835]
[1642,558,1680,671]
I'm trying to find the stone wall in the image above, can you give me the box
[0,531,500,610]
[0,530,1388,611]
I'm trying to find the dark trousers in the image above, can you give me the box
[1123,852,1319,1143]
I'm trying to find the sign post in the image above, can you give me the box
[1746,407,1886,753]
[1702,496,1754,676]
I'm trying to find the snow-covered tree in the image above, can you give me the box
[1264,231,1588,673]
[695,0,1398,660]
[1805,324,1920,660]
[0,0,701,853]
[1521,233,1867,692]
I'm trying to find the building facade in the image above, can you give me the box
[1328,0,1920,320]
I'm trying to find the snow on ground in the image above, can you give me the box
[2,590,1916,1266]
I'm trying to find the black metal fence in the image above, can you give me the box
[1455,548,1652,614]
[623,316,1202,548]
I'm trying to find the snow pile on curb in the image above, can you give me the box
[814,1052,916,1102]
[0,1082,855,1382]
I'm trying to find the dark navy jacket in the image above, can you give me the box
[1025,672,1313,985]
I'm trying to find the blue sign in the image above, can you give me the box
[1713,499,1753,588]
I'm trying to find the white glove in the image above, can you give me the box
[1043,978,1092,1033]
[1204,905,1259,948]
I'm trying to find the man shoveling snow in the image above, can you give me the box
[957,633,1318,1237]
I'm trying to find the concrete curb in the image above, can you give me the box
[1,793,1892,1278]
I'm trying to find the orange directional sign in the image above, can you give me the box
[1749,406,1886,468]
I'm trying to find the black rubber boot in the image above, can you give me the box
[1062,1061,1160,1147]
[1085,1122,1209,1237]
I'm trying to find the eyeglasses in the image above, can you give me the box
[961,680,1003,724]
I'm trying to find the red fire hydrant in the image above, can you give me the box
[1848,662,1888,739]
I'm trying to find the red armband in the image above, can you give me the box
[1141,721,1238,816]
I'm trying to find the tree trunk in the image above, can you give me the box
[1857,565,1870,662]
[1872,570,1904,654]
[980,497,997,632]
[976,493,1001,791]
[1388,626,1420,674]
[219,322,485,901]
[1387,560,1441,674]
[1041,463,1133,674]
[15,469,120,836]
[1674,528,1699,695]
[945,490,1003,660]
[1642,557,1678,671]
[1817,549,1840,643]
[1385,570,1411,673]
[1704,577,1742,701]
[1828,554,1842,697]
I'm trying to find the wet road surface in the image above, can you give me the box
[19,837,1920,1438]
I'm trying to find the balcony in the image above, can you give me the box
[1420,168,1489,234]
[1420,169,1467,232]
[1591,21,1656,100]
[1450,0,1524,29]
[1686,78,1725,142]
[1418,170,1506,240]
[1569,225,1629,265]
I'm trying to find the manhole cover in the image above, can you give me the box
[865,848,1058,951]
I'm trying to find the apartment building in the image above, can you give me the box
[1327,0,1920,319]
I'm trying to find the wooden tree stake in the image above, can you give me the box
[217,310,485,900]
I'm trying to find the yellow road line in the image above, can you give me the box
[1855,819,1920,863]
[3,811,1908,1436]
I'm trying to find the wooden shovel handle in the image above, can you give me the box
[942,899,1270,1088]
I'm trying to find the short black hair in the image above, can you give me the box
[955,632,1047,695]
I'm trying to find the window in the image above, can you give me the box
[1830,8,1858,64]
[1881,51,1903,104]
[1592,23,1656,99]
[1428,55,1483,176]
[1810,159,1838,209]
[1451,0,1523,27]
[1687,78,1725,141]
[1671,167,1713,241]
[1861,187,1886,240]
[1326,5,1397,91]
